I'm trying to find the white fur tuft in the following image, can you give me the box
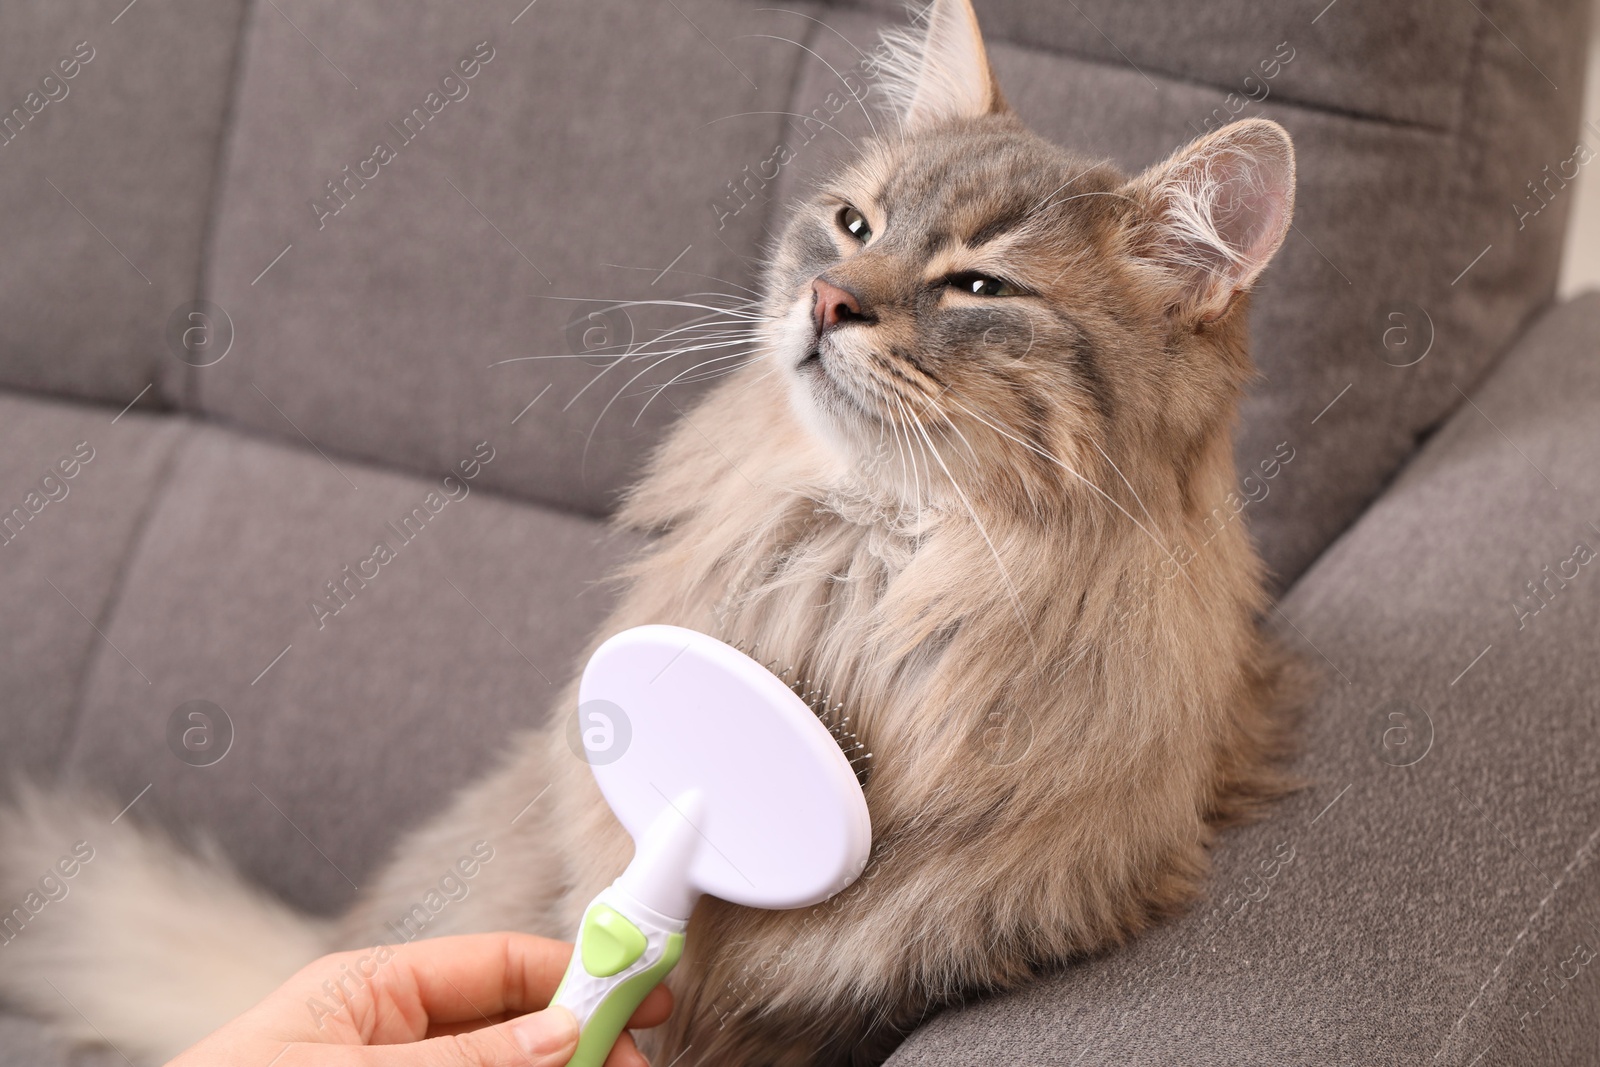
[1130,118,1296,319]
[0,784,332,1064]
[869,20,928,125]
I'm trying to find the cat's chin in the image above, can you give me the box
[785,348,883,463]
[792,348,871,423]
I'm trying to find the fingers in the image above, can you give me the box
[434,1005,579,1067]
[250,1009,661,1067]
[299,1005,580,1067]
[381,932,669,1028]
[264,933,674,1056]
[423,1015,511,1039]
[602,1029,651,1067]
[406,1010,655,1067]
[285,932,570,1044]
[415,1015,653,1066]
[625,985,673,1031]
[386,932,574,1023]
[358,933,673,1038]
[421,986,669,1041]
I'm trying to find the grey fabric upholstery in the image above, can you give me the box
[54,423,644,915]
[197,0,820,520]
[0,0,248,406]
[0,395,187,776]
[885,294,1600,1066]
[0,0,1596,1063]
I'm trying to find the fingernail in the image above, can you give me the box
[514,1006,579,1056]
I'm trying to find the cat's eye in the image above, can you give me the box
[947,272,1019,298]
[838,206,872,242]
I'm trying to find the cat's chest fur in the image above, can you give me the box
[697,485,938,690]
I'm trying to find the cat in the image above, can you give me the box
[0,0,1305,1063]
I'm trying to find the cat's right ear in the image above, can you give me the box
[1125,118,1296,324]
[884,0,1008,131]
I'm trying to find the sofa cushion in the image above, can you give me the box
[0,393,188,776]
[0,0,248,408]
[55,421,645,915]
[884,295,1600,1065]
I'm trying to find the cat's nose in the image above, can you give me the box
[811,277,867,334]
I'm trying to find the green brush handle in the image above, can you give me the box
[552,891,687,1067]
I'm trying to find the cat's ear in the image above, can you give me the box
[1125,119,1296,323]
[886,0,1007,130]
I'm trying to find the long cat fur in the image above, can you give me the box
[0,1,1306,1063]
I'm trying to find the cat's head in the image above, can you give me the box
[765,0,1294,514]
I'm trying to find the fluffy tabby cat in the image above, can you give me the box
[0,1,1304,1063]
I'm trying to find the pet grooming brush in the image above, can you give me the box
[550,624,873,1067]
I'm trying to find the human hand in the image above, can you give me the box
[165,931,671,1067]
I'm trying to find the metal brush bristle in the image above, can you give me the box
[729,638,873,787]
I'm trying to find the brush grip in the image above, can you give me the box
[552,890,686,1067]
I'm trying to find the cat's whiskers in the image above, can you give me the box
[738,33,881,144]
[755,8,875,66]
[523,293,767,319]
[867,371,928,527]
[1028,167,1092,214]
[889,390,926,529]
[487,320,764,450]
[867,382,913,526]
[632,350,770,424]
[896,390,1041,659]
[939,393,1201,597]
[569,323,761,413]
[866,387,908,526]
[914,388,1036,522]
[561,299,768,408]
[512,293,768,465]
[648,351,765,388]
[484,323,760,366]
[1089,439,1162,538]
[600,262,764,299]
[587,333,765,439]
[488,295,766,369]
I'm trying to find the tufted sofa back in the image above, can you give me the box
[0,0,1588,586]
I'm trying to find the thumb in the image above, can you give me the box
[379,1005,580,1067]
[505,1006,581,1065]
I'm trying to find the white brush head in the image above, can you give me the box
[576,625,872,914]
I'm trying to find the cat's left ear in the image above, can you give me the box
[896,0,1009,130]
[1125,119,1296,323]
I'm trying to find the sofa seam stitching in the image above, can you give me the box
[186,0,260,413]
[54,419,197,776]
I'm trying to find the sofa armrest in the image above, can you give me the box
[885,294,1600,1067]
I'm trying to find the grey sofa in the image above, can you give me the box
[1,0,1597,1063]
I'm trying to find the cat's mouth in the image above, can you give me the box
[797,340,852,399]
[794,336,874,421]
[796,338,837,387]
